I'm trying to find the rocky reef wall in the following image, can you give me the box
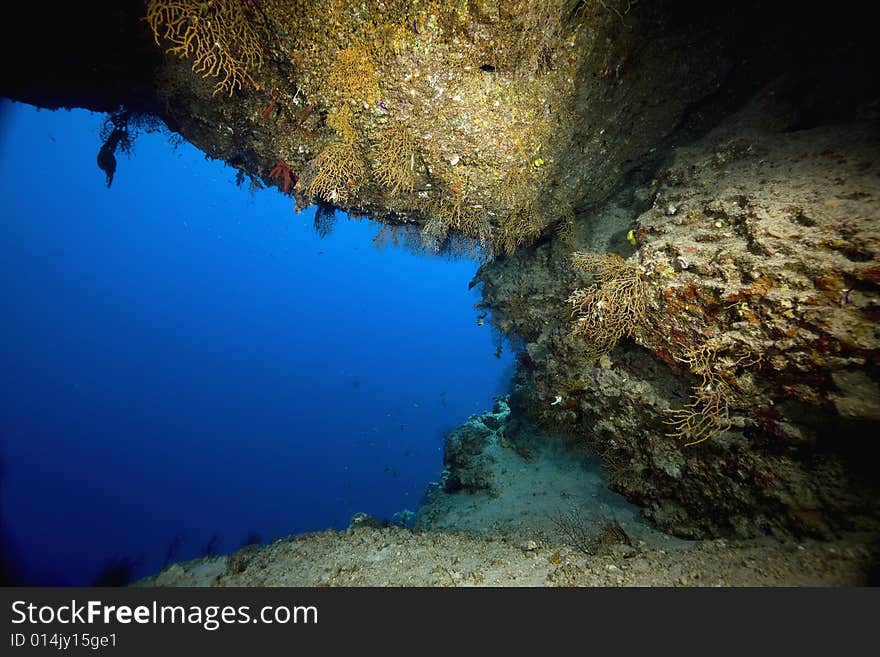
[4,1,744,255]
[3,1,878,539]
[478,83,880,538]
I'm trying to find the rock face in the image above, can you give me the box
[3,2,878,539]
[621,100,880,537]
[4,1,742,254]
[478,89,880,538]
[440,399,511,495]
[415,397,683,550]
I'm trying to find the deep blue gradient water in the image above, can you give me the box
[0,102,514,585]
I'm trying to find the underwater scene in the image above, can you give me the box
[1,1,879,587]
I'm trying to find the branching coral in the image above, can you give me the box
[419,180,493,254]
[306,104,366,204]
[326,45,380,105]
[568,251,762,447]
[268,160,296,195]
[145,0,265,97]
[664,343,761,446]
[494,162,552,254]
[567,252,649,359]
[418,168,469,249]
[567,251,760,446]
[497,0,569,76]
[326,105,358,146]
[307,142,366,204]
[373,121,416,197]
[496,203,544,255]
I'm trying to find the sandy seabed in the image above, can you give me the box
[138,525,878,587]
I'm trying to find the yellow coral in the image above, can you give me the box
[306,102,368,204]
[326,105,359,145]
[145,0,265,97]
[373,122,416,197]
[494,163,547,253]
[326,45,380,105]
[497,201,544,255]
[307,141,365,204]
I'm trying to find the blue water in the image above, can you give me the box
[0,102,513,585]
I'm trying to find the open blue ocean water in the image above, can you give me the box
[0,101,514,585]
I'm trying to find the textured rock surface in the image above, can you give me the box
[478,89,880,538]
[136,526,880,587]
[3,2,878,540]
[436,398,510,495]
[138,0,741,256]
[2,1,747,255]
[416,398,687,552]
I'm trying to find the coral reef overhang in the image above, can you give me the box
[3,0,878,540]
